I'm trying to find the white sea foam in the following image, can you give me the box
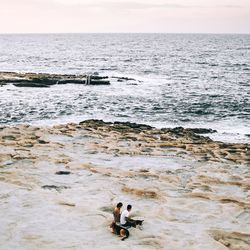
[0,34,249,143]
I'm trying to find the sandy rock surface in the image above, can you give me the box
[0,120,249,250]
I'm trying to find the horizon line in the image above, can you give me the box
[0,31,249,35]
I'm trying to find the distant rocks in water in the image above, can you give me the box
[111,76,141,85]
[112,76,136,82]
[13,82,51,88]
[0,72,110,87]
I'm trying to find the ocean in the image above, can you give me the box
[0,33,249,143]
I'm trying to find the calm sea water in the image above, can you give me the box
[0,34,249,143]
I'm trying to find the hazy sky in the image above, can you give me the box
[0,0,249,33]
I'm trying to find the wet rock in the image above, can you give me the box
[113,121,153,130]
[55,171,71,175]
[57,79,109,85]
[0,72,110,87]
[80,119,153,131]
[186,128,217,134]
[112,76,136,81]
[91,75,108,80]
[13,82,51,88]
[79,120,112,129]
[172,128,212,142]
[88,80,110,85]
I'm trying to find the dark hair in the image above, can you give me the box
[127,204,132,210]
[117,202,123,208]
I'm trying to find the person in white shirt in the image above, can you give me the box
[120,204,136,227]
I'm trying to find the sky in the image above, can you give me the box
[0,0,249,33]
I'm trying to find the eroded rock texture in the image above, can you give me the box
[0,120,249,249]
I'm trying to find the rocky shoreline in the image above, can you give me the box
[0,72,110,87]
[0,120,249,249]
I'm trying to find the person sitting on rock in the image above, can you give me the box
[113,202,123,224]
[120,204,137,228]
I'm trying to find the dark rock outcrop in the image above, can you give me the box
[112,76,136,81]
[80,119,153,131]
[186,128,217,134]
[0,72,110,87]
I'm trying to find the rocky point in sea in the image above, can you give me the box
[0,120,249,249]
[0,72,110,87]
